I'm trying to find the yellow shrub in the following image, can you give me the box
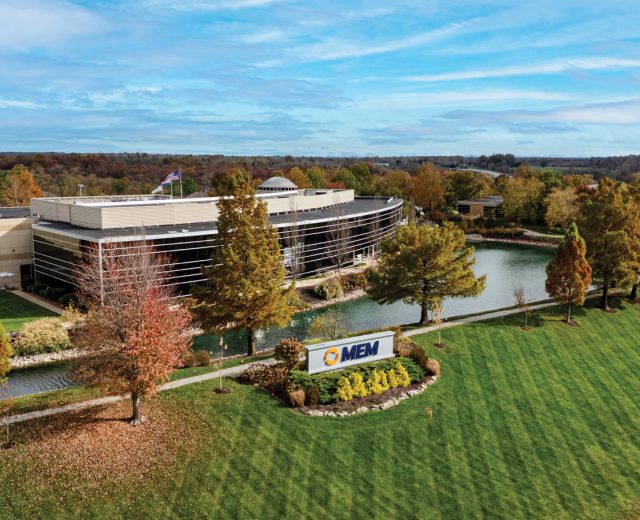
[395,362,412,387]
[349,372,368,398]
[387,369,400,388]
[337,376,354,401]
[367,369,390,395]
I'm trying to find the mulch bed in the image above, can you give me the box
[0,398,206,492]
[297,376,433,415]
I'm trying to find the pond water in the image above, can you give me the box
[2,242,553,399]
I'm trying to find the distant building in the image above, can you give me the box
[0,207,36,288]
[26,178,403,296]
[457,196,503,218]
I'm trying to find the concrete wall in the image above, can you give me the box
[31,190,354,230]
[0,216,37,287]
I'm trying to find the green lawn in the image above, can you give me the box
[0,291,58,332]
[1,300,639,519]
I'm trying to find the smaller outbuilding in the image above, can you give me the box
[457,195,503,218]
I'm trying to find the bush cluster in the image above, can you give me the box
[313,277,344,300]
[287,357,424,405]
[274,338,304,370]
[339,272,368,291]
[239,338,305,392]
[181,349,212,368]
[22,278,76,307]
[13,318,72,356]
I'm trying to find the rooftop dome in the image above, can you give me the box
[257,176,298,192]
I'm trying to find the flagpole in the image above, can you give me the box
[170,180,173,198]
[179,166,183,198]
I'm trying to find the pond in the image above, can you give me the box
[2,242,553,399]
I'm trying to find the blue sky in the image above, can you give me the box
[1,0,639,156]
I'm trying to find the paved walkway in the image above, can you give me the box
[11,289,64,315]
[0,357,277,427]
[2,291,612,427]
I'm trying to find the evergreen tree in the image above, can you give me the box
[181,176,199,196]
[577,178,635,310]
[192,175,298,355]
[545,222,592,323]
[368,223,486,324]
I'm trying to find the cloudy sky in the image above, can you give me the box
[1,0,639,156]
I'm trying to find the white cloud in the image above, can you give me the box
[237,30,287,44]
[141,0,281,11]
[0,0,104,53]
[403,57,640,82]
[0,99,40,109]
[358,89,572,109]
[295,21,468,62]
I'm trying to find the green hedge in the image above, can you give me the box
[288,357,425,404]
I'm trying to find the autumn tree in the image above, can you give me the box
[285,167,311,188]
[368,223,486,324]
[305,166,326,188]
[626,182,640,300]
[577,178,636,310]
[443,170,492,205]
[501,175,545,223]
[545,222,592,323]
[545,187,579,229]
[74,241,193,425]
[2,164,43,206]
[191,175,298,355]
[412,163,445,217]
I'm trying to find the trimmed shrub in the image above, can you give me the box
[367,369,390,395]
[238,363,288,391]
[387,368,399,388]
[395,361,412,387]
[58,293,76,308]
[193,349,212,366]
[425,358,441,377]
[336,376,354,401]
[275,338,304,370]
[33,282,46,293]
[306,384,320,405]
[409,347,429,370]
[48,287,67,302]
[288,389,306,407]
[340,272,368,291]
[349,372,368,398]
[38,289,49,298]
[13,318,71,356]
[313,277,344,300]
[181,351,199,368]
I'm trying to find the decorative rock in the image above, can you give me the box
[356,406,368,414]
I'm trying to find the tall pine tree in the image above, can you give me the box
[545,222,592,324]
[368,222,486,324]
[192,171,298,355]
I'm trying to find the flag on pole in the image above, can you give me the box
[151,171,181,194]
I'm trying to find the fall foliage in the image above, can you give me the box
[73,241,193,425]
[2,165,43,206]
[412,163,445,217]
[191,174,299,355]
[545,223,592,323]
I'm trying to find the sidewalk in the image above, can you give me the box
[11,289,64,315]
[0,357,277,427]
[1,291,612,426]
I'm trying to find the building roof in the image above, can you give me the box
[32,197,403,243]
[457,196,504,207]
[0,207,31,219]
[258,176,298,189]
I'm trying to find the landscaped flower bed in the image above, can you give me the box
[237,334,441,415]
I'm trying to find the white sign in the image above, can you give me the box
[305,331,395,374]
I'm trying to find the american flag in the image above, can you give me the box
[160,171,181,186]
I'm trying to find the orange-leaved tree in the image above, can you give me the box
[545,222,592,324]
[2,164,43,207]
[74,241,193,425]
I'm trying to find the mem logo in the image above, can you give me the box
[306,331,394,374]
[323,341,379,366]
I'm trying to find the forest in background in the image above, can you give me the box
[0,152,639,198]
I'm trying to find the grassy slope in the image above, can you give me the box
[0,292,57,331]
[1,300,639,519]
